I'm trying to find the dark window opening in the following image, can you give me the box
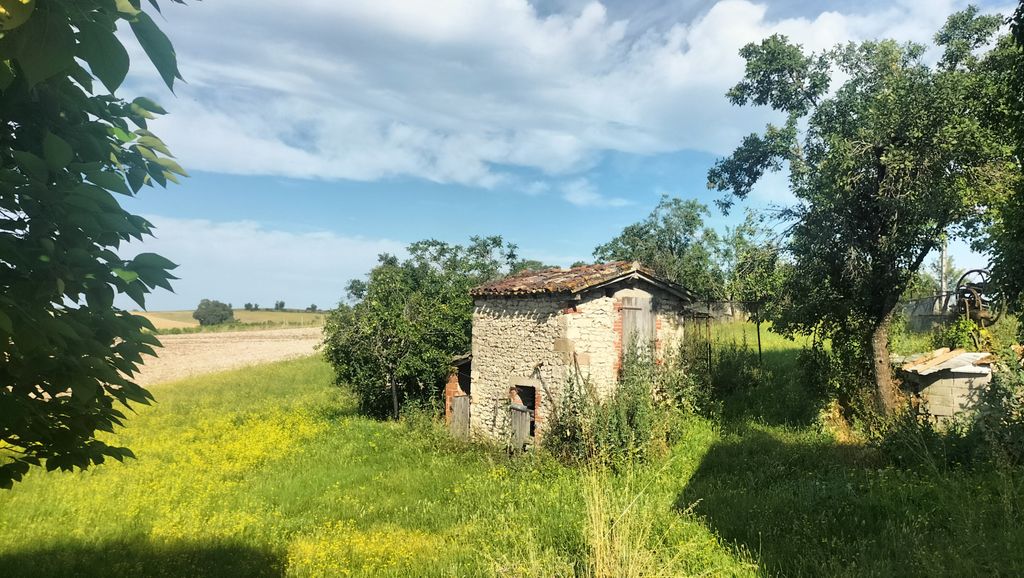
[515,385,537,437]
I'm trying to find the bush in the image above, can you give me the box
[711,338,767,397]
[931,316,980,350]
[796,337,875,427]
[873,350,1024,471]
[544,374,593,464]
[544,344,708,467]
[593,347,657,464]
[192,299,235,326]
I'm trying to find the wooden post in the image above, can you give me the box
[755,302,763,367]
[706,300,712,372]
[390,374,399,420]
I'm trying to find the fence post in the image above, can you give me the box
[705,300,712,372]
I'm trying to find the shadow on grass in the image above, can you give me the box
[678,430,1024,576]
[716,348,827,428]
[0,541,282,578]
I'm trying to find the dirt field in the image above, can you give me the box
[136,327,323,386]
[138,310,325,330]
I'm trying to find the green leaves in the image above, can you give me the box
[133,97,167,115]
[8,1,75,86]
[0,0,188,488]
[85,169,131,195]
[78,20,130,93]
[43,132,73,171]
[130,11,182,91]
[12,150,48,181]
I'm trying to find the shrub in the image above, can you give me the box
[796,337,875,427]
[543,345,708,467]
[932,316,980,350]
[593,347,657,464]
[192,299,235,326]
[544,373,593,464]
[873,350,1024,471]
[711,338,766,397]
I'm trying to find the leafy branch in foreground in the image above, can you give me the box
[0,0,188,487]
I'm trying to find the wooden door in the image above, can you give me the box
[509,406,531,451]
[621,296,655,352]
[449,395,470,441]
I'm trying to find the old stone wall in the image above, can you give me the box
[564,293,618,398]
[469,284,694,442]
[469,295,568,441]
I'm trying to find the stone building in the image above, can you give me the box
[446,261,699,443]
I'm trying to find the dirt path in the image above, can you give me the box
[136,327,323,386]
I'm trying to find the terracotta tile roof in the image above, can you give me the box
[471,261,695,299]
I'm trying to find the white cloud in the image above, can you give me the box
[561,178,629,207]
[126,0,985,201]
[116,216,404,310]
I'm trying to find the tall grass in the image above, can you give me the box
[0,356,746,577]
[2,323,1021,576]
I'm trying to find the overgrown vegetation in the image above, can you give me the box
[544,343,710,467]
[4,332,1023,576]
[322,236,518,419]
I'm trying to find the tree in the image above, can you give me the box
[243,303,253,311]
[984,3,1024,311]
[192,299,234,326]
[594,196,723,298]
[274,300,285,311]
[0,0,185,487]
[323,236,516,419]
[509,259,556,274]
[708,8,1015,414]
[306,304,318,312]
[731,240,786,363]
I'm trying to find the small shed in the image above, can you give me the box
[462,261,699,443]
[898,348,994,422]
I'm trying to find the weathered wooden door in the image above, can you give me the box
[509,406,532,451]
[450,395,470,441]
[621,296,655,351]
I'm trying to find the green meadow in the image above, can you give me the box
[1,324,1021,576]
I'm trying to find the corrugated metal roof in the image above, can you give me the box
[470,261,696,300]
[900,348,994,376]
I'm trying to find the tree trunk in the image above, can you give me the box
[389,374,400,420]
[870,310,900,414]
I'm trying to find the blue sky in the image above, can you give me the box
[116,0,1009,310]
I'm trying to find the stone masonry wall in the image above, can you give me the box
[469,284,692,442]
[470,295,568,441]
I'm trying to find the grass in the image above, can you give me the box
[2,322,1021,576]
[0,356,747,577]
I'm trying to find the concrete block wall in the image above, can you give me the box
[919,372,991,420]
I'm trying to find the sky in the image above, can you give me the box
[115,0,1012,311]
